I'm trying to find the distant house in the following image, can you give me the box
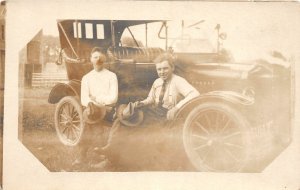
[18,30,43,87]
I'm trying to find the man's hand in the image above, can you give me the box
[90,96,96,102]
[91,96,105,107]
[167,107,179,120]
[134,101,145,108]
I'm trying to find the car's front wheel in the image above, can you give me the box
[54,96,84,146]
[183,102,250,172]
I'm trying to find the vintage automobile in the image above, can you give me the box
[48,20,293,172]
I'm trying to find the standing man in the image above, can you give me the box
[138,54,200,120]
[74,47,118,169]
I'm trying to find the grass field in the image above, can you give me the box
[18,87,289,172]
[19,87,194,172]
[1,89,4,185]
[19,87,115,171]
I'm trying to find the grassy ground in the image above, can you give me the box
[18,87,289,172]
[19,87,193,172]
[0,89,3,185]
[19,87,110,171]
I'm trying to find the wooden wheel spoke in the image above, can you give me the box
[62,106,69,118]
[59,121,68,125]
[220,117,231,133]
[211,147,218,169]
[200,148,211,163]
[67,104,72,116]
[62,126,68,134]
[195,121,210,135]
[204,114,211,128]
[192,134,209,141]
[72,120,81,123]
[224,148,241,162]
[215,111,220,130]
[194,143,209,151]
[62,127,72,141]
[72,111,79,119]
[66,126,72,139]
[222,131,242,140]
[224,142,244,149]
[60,113,68,120]
[70,126,79,140]
[72,124,81,132]
[70,106,75,117]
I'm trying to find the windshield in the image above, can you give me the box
[167,20,217,53]
[120,20,219,53]
[120,22,164,48]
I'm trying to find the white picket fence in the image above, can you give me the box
[32,72,68,88]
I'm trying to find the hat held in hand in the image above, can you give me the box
[117,102,144,127]
[83,102,106,124]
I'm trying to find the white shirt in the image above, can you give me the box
[141,74,200,109]
[81,69,118,107]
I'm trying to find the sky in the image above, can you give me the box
[42,3,300,62]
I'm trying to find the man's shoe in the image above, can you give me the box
[101,143,110,151]
[90,156,110,170]
[71,158,82,166]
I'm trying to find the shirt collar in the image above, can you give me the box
[161,74,174,84]
[93,68,106,74]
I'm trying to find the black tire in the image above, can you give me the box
[54,96,84,146]
[183,102,250,172]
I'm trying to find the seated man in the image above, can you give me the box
[137,54,200,120]
[74,47,118,169]
[81,47,118,120]
[101,54,199,151]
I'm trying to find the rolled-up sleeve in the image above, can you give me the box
[141,84,155,106]
[175,78,200,109]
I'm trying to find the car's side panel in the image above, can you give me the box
[48,80,81,104]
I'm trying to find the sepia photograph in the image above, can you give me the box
[18,19,294,173]
[4,1,300,190]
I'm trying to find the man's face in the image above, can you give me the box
[156,61,173,81]
[90,51,104,71]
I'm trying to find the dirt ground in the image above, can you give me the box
[1,88,3,185]
[19,87,288,172]
[20,87,194,172]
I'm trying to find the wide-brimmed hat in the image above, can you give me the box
[117,102,144,127]
[83,102,106,124]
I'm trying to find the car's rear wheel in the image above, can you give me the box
[55,96,84,146]
[183,102,250,172]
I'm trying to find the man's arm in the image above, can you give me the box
[81,76,92,107]
[167,78,199,120]
[175,78,200,109]
[140,83,155,106]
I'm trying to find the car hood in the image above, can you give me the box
[175,54,290,80]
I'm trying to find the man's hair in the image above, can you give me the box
[91,47,105,55]
[154,53,175,68]
[90,47,107,62]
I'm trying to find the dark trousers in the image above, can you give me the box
[77,121,108,162]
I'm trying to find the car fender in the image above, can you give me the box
[175,90,254,119]
[48,80,81,104]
